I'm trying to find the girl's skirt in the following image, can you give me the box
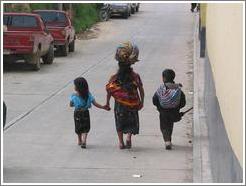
[74,109,90,134]
[114,101,139,135]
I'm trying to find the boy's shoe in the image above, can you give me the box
[81,143,86,149]
[165,145,172,150]
[119,143,125,149]
[165,141,172,150]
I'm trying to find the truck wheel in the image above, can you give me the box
[42,44,54,64]
[123,12,129,19]
[61,42,69,56]
[69,40,75,52]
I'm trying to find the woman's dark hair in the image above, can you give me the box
[74,77,89,101]
[162,69,175,83]
[116,63,134,92]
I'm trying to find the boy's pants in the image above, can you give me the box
[159,112,174,142]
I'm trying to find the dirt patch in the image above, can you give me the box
[76,24,101,40]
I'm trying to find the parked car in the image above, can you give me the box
[110,3,131,19]
[99,3,112,21]
[136,3,140,12]
[3,13,54,70]
[33,10,76,56]
[130,4,136,14]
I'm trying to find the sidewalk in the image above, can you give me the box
[192,14,213,183]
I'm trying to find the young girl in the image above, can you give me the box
[70,77,109,148]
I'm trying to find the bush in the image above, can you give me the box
[29,3,56,10]
[72,4,100,32]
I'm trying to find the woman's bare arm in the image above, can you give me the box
[92,100,110,110]
[138,85,145,109]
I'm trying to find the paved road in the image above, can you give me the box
[3,4,195,183]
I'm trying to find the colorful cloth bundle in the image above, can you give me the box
[106,81,140,109]
[156,83,182,109]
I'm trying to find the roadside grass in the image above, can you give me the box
[73,4,100,32]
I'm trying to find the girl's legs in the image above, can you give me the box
[82,133,88,144]
[81,133,87,148]
[117,131,124,149]
[77,134,82,145]
[126,133,132,149]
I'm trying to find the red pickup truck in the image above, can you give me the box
[3,13,54,71]
[33,10,76,56]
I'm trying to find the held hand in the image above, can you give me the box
[103,105,111,111]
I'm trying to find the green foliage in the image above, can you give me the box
[4,4,31,12]
[29,3,56,10]
[72,3,100,32]
[4,3,100,33]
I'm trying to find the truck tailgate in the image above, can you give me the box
[47,27,66,44]
[3,31,34,54]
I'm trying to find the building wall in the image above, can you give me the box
[205,3,243,167]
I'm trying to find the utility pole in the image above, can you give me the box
[58,3,63,10]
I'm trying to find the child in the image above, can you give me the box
[152,69,186,150]
[70,77,109,148]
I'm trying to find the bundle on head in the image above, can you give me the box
[74,77,89,101]
[115,41,139,64]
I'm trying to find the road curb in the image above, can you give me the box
[192,14,213,183]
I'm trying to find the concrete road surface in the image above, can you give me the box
[3,3,195,183]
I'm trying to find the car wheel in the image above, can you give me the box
[42,44,54,64]
[131,8,135,14]
[69,39,75,52]
[99,10,109,21]
[123,12,129,19]
[61,41,69,56]
[136,6,139,12]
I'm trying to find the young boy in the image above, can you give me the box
[152,69,186,150]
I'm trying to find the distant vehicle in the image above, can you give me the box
[130,3,140,13]
[136,3,140,12]
[33,10,76,56]
[110,3,131,19]
[130,3,136,14]
[3,13,54,71]
[99,3,112,21]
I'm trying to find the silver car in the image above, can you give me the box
[110,3,131,19]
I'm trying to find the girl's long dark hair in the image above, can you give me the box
[116,63,134,92]
[74,77,89,101]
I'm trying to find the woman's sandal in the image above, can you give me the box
[119,143,125,149]
[126,140,132,149]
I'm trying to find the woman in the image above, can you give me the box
[105,42,144,149]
